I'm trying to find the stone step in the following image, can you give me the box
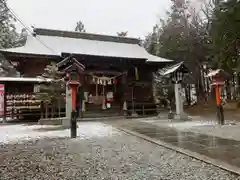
[81,112,123,118]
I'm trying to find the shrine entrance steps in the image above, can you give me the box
[82,103,123,118]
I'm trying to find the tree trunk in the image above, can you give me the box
[237,73,240,97]
[225,80,231,100]
[51,104,54,118]
[195,79,201,103]
[232,73,237,100]
[45,104,48,119]
[58,99,61,118]
[40,101,44,119]
[185,84,191,105]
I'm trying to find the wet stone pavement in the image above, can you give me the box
[107,120,240,169]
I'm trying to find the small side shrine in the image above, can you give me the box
[206,69,229,125]
[160,61,189,120]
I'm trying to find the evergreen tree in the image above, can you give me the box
[209,0,240,99]
[0,1,23,77]
[0,53,18,76]
[144,0,212,100]
[0,0,18,48]
[210,0,240,72]
[143,25,159,55]
[15,28,28,47]
[38,62,65,118]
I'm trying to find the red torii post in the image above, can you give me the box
[206,69,229,125]
[57,56,85,138]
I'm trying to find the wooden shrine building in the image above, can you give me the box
[0,28,172,117]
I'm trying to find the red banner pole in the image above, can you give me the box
[215,85,221,105]
[72,87,77,110]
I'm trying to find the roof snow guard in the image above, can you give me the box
[0,28,172,62]
[0,77,52,83]
[160,61,189,76]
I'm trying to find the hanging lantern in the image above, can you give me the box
[103,80,106,86]
[82,100,86,112]
[123,101,127,111]
[135,67,139,80]
[64,73,70,81]
[97,79,101,84]
[102,98,106,110]
[92,77,96,84]
[171,71,184,83]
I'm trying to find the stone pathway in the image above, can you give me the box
[107,119,240,174]
[137,116,240,141]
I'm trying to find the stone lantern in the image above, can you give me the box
[160,62,189,120]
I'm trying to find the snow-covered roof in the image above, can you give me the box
[160,61,188,76]
[206,69,223,77]
[146,55,173,63]
[0,28,172,62]
[206,69,229,79]
[0,77,52,83]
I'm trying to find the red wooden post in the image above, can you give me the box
[207,69,227,125]
[56,56,85,138]
[68,81,80,111]
[67,80,80,138]
[71,87,77,110]
[215,85,221,105]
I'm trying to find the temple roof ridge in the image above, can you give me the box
[33,28,141,45]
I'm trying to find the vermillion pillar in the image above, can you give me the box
[68,81,80,138]
[206,69,227,125]
[215,85,224,125]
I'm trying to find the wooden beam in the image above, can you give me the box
[81,70,124,76]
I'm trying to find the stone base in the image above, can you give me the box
[38,117,79,129]
[131,111,139,118]
[167,111,174,119]
[62,117,71,128]
[38,118,63,125]
[174,113,191,121]
[38,117,72,128]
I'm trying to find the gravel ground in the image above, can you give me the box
[0,122,239,180]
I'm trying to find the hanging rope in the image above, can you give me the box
[90,72,127,85]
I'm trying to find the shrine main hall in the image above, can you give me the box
[0,28,172,117]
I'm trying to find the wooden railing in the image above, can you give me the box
[40,104,66,119]
[126,102,162,116]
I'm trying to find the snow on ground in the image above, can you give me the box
[0,122,239,179]
[0,122,117,144]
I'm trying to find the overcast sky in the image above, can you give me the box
[7,0,172,38]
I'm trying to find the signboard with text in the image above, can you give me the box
[0,84,5,116]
